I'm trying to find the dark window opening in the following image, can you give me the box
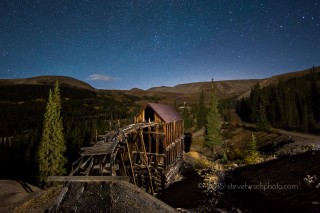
[145,107,155,122]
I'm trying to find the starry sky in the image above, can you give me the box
[1,0,319,90]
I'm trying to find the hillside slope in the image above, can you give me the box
[239,66,320,99]
[0,76,95,91]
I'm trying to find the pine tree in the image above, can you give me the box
[244,133,260,165]
[37,81,66,185]
[256,102,269,131]
[250,82,261,122]
[182,103,193,130]
[204,79,222,148]
[196,90,206,129]
[173,98,178,110]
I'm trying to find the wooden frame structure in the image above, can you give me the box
[49,103,184,197]
[128,103,184,191]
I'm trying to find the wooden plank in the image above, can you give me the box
[47,176,130,182]
[81,148,113,153]
[132,151,166,157]
[81,151,112,156]
[142,131,165,135]
[51,186,68,210]
[81,145,114,151]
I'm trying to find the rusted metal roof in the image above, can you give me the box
[147,103,182,123]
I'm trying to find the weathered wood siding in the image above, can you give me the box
[134,104,184,170]
[135,110,145,123]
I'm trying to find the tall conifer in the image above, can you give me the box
[204,79,222,148]
[37,81,66,185]
[197,90,206,129]
[256,102,269,131]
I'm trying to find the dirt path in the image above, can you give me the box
[274,128,320,145]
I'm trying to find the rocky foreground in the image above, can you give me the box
[4,150,320,213]
[4,125,320,213]
[10,181,175,213]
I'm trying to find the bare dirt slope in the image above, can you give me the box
[56,181,176,213]
[12,181,176,213]
[148,80,259,102]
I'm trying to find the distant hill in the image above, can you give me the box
[147,66,320,103]
[238,66,320,99]
[0,76,95,91]
[259,66,320,87]
[148,80,259,97]
[1,66,318,105]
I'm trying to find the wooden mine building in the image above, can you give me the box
[49,103,185,195]
[134,103,184,170]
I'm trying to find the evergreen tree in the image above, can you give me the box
[204,79,222,148]
[250,82,261,122]
[237,66,320,133]
[182,103,193,130]
[173,98,178,110]
[244,134,260,165]
[196,90,206,129]
[256,102,269,131]
[37,81,66,185]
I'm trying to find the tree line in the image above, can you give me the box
[0,84,140,184]
[236,67,320,132]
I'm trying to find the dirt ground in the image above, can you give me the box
[0,180,43,213]
[4,120,320,212]
[182,122,320,212]
[56,181,176,213]
[12,186,62,213]
[221,150,320,212]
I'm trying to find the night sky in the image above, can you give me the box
[1,1,319,90]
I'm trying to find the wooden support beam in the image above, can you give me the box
[173,120,176,142]
[155,125,159,168]
[162,125,167,148]
[148,127,152,153]
[80,156,92,169]
[47,176,130,182]
[82,157,94,175]
[71,157,84,176]
[120,152,133,183]
[135,133,154,195]
[125,139,136,186]
[72,157,83,167]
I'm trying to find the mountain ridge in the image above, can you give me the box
[1,66,319,102]
[0,75,95,91]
